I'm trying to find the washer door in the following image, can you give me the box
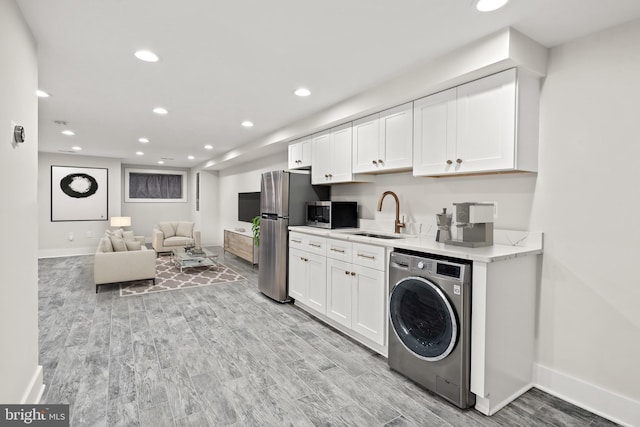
[389,276,458,361]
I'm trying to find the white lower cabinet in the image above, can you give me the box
[289,234,388,350]
[325,239,386,346]
[288,247,327,314]
[326,259,353,327]
[351,264,385,344]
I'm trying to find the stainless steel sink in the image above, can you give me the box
[351,232,404,240]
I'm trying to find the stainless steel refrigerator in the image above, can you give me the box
[258,170,329,302]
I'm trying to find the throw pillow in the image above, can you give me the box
[110,236,128,252]
[122,230,135,240]
[159,222,176,238]
[100,237,113,253]
[105,228,124,238]
[176,221,194,238]
[125,240,142,251]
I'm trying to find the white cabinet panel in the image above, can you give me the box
[456,69,516,173]
[306,252,327,314]
[311,130,332,184]
[380,103,413,171]
[352,114,380,173]
[288,248,307,303]
[352,264,386,345]
[326,258,352,328]
[413,88,456,176]
[330,123,354,183]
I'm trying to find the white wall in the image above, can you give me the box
[121,164,192,241]
[214,152,288,245]
[38,153,122,257]
[530,19,640,421]
[0,0,43,403]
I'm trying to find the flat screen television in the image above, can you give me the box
[238,191,261,222]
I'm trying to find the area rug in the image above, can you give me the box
[120,255,245,297]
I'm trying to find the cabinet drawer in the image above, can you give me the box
[326,238,352,261]
[289,232,326,256]
[352,243,386,271]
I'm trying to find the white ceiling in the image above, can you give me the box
[17,0,640,168]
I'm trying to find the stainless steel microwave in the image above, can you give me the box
[306,201,358,229]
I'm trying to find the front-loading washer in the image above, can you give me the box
[388,249,475,409]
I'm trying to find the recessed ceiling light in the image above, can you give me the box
[294,88,311,97]
[475,0,509,12]
[71,146,82,151]
[204,145,213,150]
[136,151,144,156]
[153,107,168,115]
[157,160,165,164]
[138,137,149,143]
[241,121,254,128]
[62,130,75,136]
[187,155,195,160]
[134,50,159,62]
[36,90,50,98]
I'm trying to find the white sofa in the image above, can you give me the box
[152,221,201,255]
[94,234,156,292]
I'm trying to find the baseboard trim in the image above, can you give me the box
[38,248,95,258]
[21,365,44,404]
[533,363,639,427]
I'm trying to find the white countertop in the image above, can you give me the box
[289,226,543,263]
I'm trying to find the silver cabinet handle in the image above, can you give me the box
[357,253,375,260]
[372,160,378,165]
[344,271,350,275]
[350,272,356,276]
[446,160,453,165]
[324,174,329,178]
[456,158,463,164]
[328,173,333,178]
[330,248,345,253]
[291,239,302,243]
[378,159,384,164]
[309,243,321,248]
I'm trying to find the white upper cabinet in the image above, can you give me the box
[312,123,372,184]
[352,102,413,173]
[288,137,312,170]
[413,68,539,176]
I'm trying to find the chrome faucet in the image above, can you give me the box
[377,191,405,234]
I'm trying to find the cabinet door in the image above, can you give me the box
[352,114,380,173]
[380,102,413,171]
[311,130,332,184]
[351,265,386,346]
[306,251,327,314]
[288,248,307,303]
[326,258,352,328]
[288,142,301,169]
[299,138,312,168]
[456,68,516,173]
[413,88,456,176]
[329,123,353,183]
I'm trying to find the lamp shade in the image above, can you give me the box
[110,216,131,227]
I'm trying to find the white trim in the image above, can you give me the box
[124,168,188,203]
[533,363,640,427]
[38,247,95,258]
[20,365,44,404]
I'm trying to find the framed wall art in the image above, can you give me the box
[124,168,187,203]
[51,165,109,222]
